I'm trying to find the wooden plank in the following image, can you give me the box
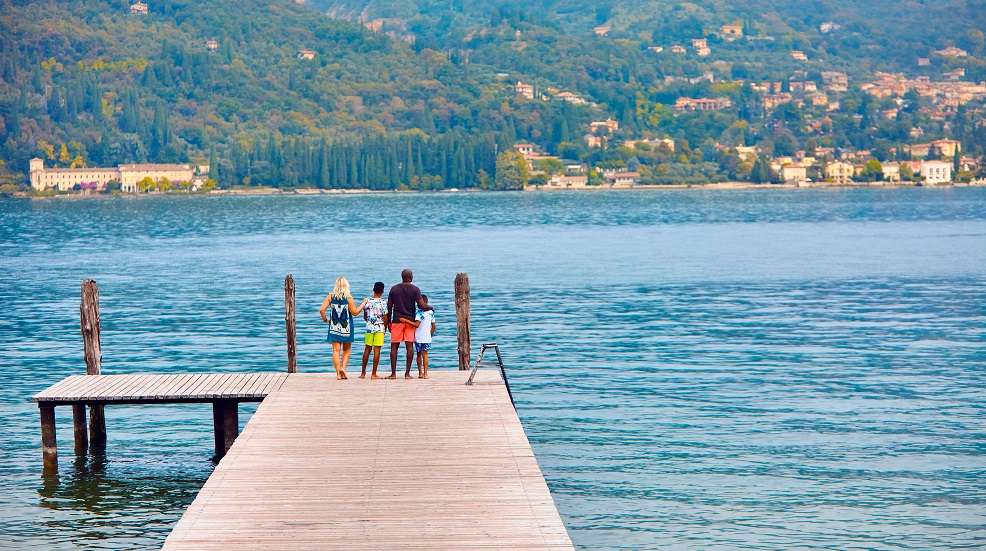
[104,374,148,400]
[173,373,207,397]
[82,374,132,400]
[37,374,92,401]
[241,373,272,398]
[163,370,573,550]
[34,372,302,403]
[33,374,86,400]
[50,375,103,401]
[257,373,286,396]
[232,372,266,399]
[194,373,233,400]
[184,373,223,400]
[155,374,192,399]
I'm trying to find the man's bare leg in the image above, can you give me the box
[370,346,381,379]
[387,341,399,379]
[360,345,371,378]
[404,341,414,379]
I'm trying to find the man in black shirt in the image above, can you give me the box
[386,268,432,379]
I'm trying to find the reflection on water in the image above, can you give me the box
[1,189,985,549]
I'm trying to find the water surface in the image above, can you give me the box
[1,189,984,549]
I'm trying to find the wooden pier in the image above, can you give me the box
[33,274,574,549]
[33,373,288,462]
[164,370,573,550]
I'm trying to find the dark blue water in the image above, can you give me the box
[1,189,984,549]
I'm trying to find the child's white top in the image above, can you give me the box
[415,310,434,344]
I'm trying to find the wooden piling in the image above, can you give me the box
[81,279,107,451]
[284,274,297,373]
[455,272,471,371]
[212,400,239,459]
[72,403,88,455]
[81,279,101,375]
[40,404,57,472]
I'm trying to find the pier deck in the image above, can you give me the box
[163,370,574,550]
[33,373,288,405]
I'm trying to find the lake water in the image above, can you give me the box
[1,189,984,549]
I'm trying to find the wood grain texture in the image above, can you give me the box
[32,373,289,403]
[80,279,101,375]
[455,272,471,371]
[163,370,573,550]
[285,274,297,374]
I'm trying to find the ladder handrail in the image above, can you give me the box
[465,342,515,409]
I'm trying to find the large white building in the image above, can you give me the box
[29,158,196,192]
[919,160,952,184]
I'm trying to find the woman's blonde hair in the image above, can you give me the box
[330,276,352,300]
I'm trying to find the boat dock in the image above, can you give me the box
[32,275,574,549]
[164,370,572,550]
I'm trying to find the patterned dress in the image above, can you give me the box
[326,295,354,343]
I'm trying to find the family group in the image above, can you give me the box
[319,269,436,380]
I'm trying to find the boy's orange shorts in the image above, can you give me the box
[390,321,415,343]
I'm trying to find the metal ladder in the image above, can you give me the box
[465,342,515,408]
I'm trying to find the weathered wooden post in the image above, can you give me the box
[285,274,297,373]
[81,279,106,451]
[40,404,57,472]
[212,400,239,459]
[455,272,471,371]
[72,404,88,455]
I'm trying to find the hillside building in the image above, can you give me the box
[593,25,611,37]
[781,164,808,184]
[29,158,195,192]
[825,161,854,184]
[297,49,316,60]
[933,47,968,58]
[130,2,148,15]
[674,97,732,111]
[554,91,586,105]
[919,160,952,183]
[821,71,849,92]
[790,50,808,61]
[720,23,743,40]
[205,39,219,51]
[589,119,619,134]
[514,81,534,100]
[584,134,605,149]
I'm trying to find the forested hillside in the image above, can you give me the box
[1,0,984,189]
[0,0,556,188]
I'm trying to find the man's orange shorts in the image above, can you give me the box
[390,321,415,343]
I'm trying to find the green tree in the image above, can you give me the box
[494,150,528,190]
[860,159,883,181]
[750,156,771,183]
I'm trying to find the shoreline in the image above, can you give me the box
[11,180,986,200]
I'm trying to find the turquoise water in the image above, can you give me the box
[1,189,985,549]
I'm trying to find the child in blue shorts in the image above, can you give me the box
[400,294,436,379]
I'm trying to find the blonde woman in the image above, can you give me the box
[320,277,367,379]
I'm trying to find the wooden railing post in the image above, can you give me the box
[455,273,471,371]
[81,279,106,451]
[285,274,297,373]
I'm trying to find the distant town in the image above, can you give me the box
[2,3,985,197]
